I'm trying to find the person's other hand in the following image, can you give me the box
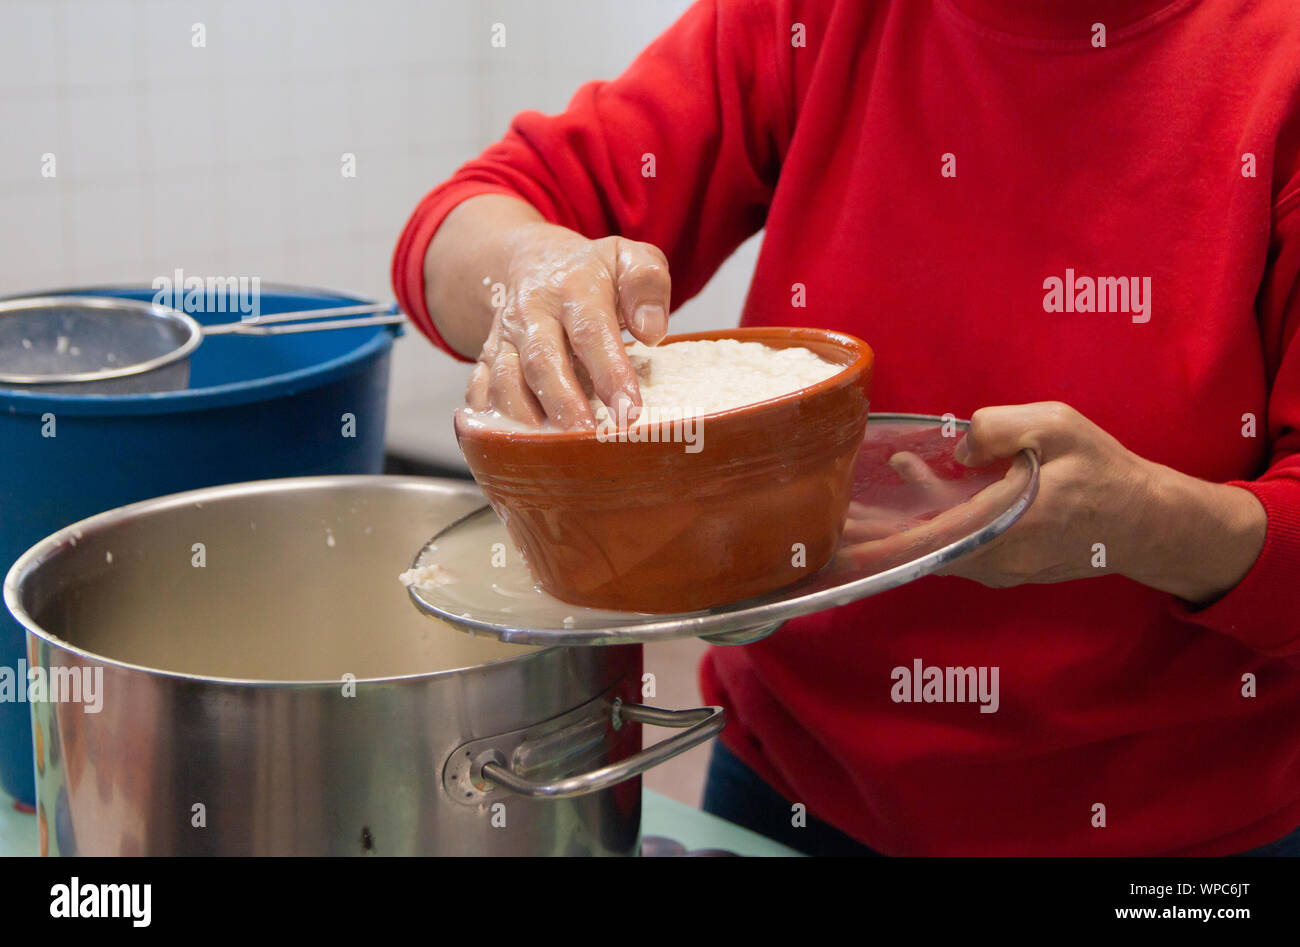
[839,450,1023,572]
[939,401,1265,603]
[464,222,671,429]
[936,402,1154,587]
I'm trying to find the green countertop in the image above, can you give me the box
[0,794,33,856]
[642,791,800,856]
[0,787,798,857]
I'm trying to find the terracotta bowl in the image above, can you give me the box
[455,327,874,613]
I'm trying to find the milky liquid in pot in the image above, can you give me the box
[23,483,536,682]
[402,507,661,631]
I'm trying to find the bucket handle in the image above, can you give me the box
[200,301,405,336]
[471,699,725,800]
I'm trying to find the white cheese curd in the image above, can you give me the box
[591,339,841,425]
[455,338,842,433]
[399,563,455,589]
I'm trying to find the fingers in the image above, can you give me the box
[842,508,922,543]
[842,451,1031,572]
[502,286,597,430]
[487,344,546,426]
[840,474,1019,573]
[470,322,545,426]
[888,450,944,487]
[465,361,489,411]
[608,237,670,345]
[561,280,643,420]
[954,402,1084,467]
[467,232,673,430]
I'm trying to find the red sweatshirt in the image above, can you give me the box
[393,0,1300,855]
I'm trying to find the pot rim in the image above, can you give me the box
[3,474,560,689]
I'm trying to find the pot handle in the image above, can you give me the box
[478,699,725,800]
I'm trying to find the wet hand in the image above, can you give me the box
[464,222,671,430]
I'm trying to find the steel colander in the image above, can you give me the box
[0,295,403,395]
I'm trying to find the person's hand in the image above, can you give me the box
[464,221,671,429]
[939,402,1265,604]
[838,450,1026,573]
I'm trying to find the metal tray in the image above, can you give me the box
[407,413,1039,646]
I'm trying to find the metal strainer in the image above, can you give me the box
[0,295,404,395]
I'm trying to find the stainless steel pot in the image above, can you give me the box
[3,476,723,855]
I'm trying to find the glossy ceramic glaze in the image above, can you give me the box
[455,327,874,612]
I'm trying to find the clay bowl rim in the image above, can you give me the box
[455,326,875,445]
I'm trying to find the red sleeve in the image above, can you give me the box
[1171,190,1300,655]
[391,0,797,359]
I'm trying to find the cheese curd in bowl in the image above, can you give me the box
[590,338,843,428]
[455,327,874,613]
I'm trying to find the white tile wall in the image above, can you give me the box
[0,0,759,466]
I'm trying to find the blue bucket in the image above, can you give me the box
[0,284,398,805]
